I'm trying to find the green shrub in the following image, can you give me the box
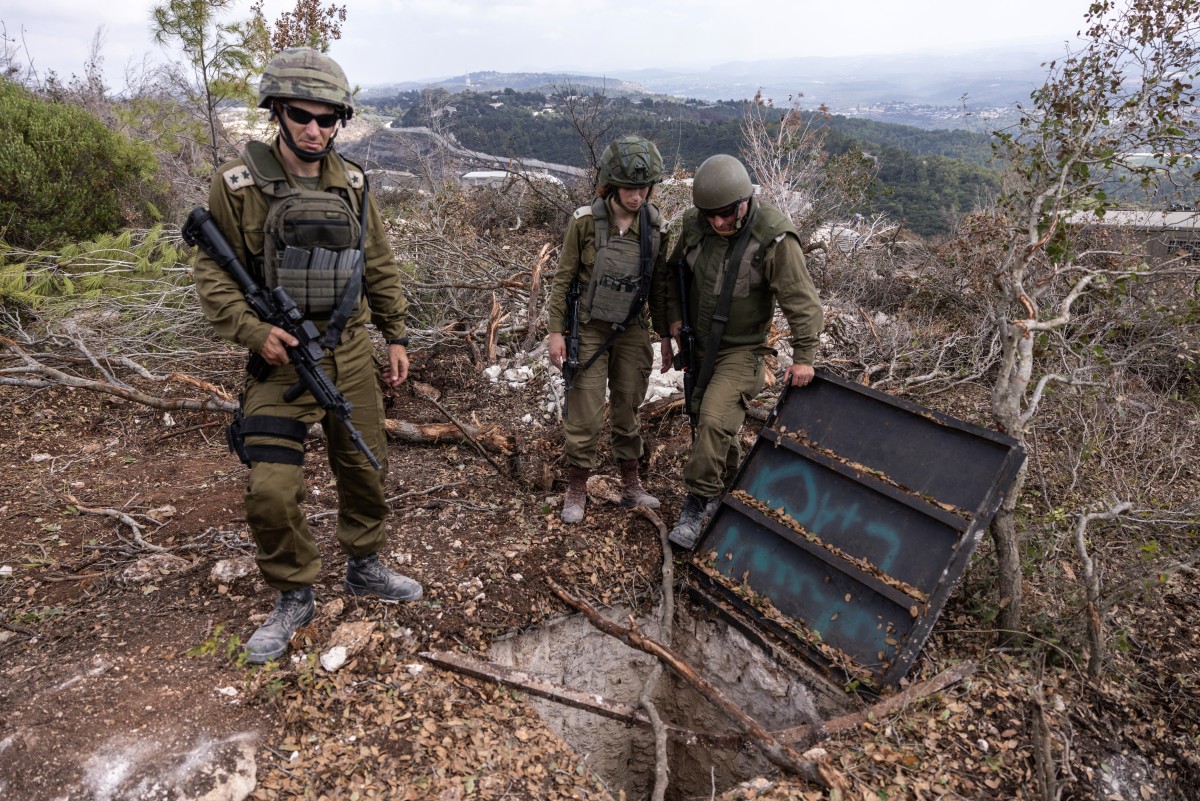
[0,79,159,250]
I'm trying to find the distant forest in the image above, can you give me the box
[360,88,1004,237]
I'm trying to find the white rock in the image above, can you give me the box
[483,365,503,382]
[0,565,12,578]
[320,646,349,672]
[210,557,256,585]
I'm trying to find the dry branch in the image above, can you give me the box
[407,384,511,475]
[2,336,236,413]
[774,660,976,744]
[383,418,512,454]
[546,578,845,790]
[65,494,168,553]
[635,504,675,801]
[1073,500,1132,679]
[418,649,743,749]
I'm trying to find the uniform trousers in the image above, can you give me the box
[241,327,390,590]
[683,349,765,498]
[563,319,653,469]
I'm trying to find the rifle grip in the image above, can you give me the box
[283,380,306,403]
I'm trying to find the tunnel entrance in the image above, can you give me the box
[489,594,850,800]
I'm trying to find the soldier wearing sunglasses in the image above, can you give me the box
[650,154,823,549]
[192,48,423,664]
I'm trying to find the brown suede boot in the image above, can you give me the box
[618,459,660,509]
[561,465,590,524]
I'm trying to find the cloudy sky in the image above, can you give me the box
[5,0,1093,90]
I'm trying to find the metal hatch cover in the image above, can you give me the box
[687,369,1025,690]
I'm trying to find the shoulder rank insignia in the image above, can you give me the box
[222,165,254,191]
[347,169,364,190]
[573,205,593,219]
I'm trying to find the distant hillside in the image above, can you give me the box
[359,71,650,100]
[356,88,1000,237]
[359,44,1065,133]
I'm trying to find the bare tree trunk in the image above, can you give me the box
[991,462,1028,636]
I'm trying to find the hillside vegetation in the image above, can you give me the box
[367,87,1000,237]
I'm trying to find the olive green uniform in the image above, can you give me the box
[650,199,822,497]
[547,197,667,469]
[193,139,409,591]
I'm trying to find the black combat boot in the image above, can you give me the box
[618,459,661,509]
[561,465,590,524]
[243,586,315,664]
[668,493,713,550]
[344,553,423,602]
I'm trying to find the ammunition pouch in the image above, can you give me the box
[276,244,363,320]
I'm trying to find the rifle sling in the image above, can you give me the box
[320,172,371,351]
[575,204,654,373]
[693,203,758,398]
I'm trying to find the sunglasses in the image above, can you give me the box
[701,200,744,220]
[279,101,342,129]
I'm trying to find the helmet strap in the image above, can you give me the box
[611,184,654,214]
[733,197,754,232]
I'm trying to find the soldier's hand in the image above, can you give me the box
[384,343,409,386]
[548,332,566,370]
[261,326,299,366]
[785,363,815,387]
[659,338,674,373]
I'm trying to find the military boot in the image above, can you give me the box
[344,553,423,602]
[668,493,713,550]
[618,459,660,508]
[561,465,590,524]
[243,586,315,664]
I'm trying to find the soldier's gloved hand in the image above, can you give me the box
[261,326,299,366]
[548,332,566,370]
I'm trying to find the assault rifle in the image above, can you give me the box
[671,258,698,436]
[182,206,381,469]
[560,277,582,419]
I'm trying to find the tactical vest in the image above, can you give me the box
[680,202,798,349]
[575,198,661,325]
[241,141,364,318]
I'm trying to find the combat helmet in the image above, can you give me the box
[599,136,663,188]
[692,154,753,211]
[257,47,354,119]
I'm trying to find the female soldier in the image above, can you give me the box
[547,135,668,523]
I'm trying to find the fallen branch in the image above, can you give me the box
[1,336,236,413]
[546,578,845,790]
[406,384,510,476]
[1030,682,1058,801]
[1,620,38,637]
[774,660,976,744]
[65,494,168,553]
[383,418,512,453]
[418,649,743,749]
[635,504,674,801]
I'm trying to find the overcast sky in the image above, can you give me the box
[4,0,1093,90]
